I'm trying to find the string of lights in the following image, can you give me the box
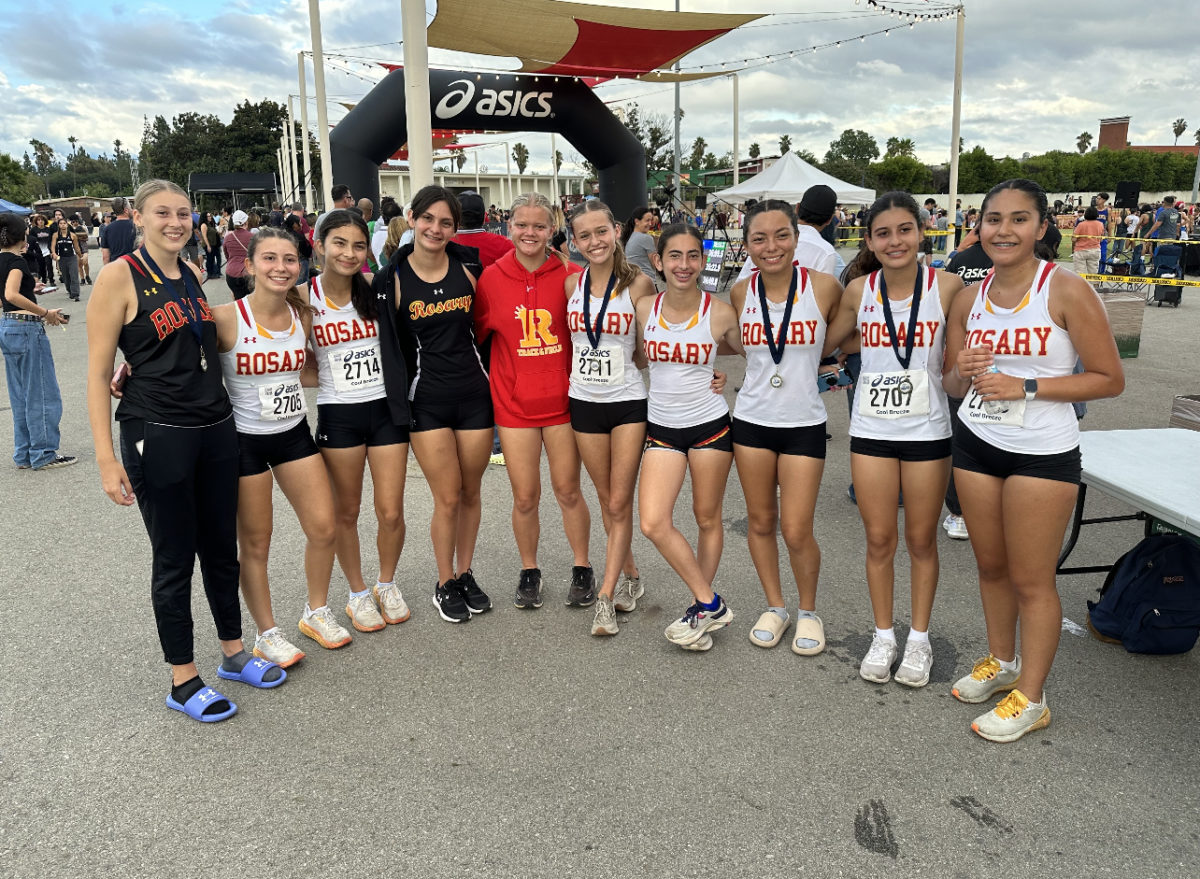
[863,0,960,21]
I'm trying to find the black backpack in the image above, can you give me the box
[1086,535,1200,654]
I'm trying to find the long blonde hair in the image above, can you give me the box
[511,192,569,269]
[568,200,640,292]
[383,215,410,261]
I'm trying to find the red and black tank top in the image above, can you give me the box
[114,254,231,425]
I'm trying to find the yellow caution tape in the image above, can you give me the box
[1080,273,1200,288]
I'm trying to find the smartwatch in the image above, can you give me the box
[1024,378,1038,402]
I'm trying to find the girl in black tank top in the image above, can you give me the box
[396,254,488,402]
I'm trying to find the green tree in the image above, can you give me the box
[1173,118,1187,145]
[779,134,792,155]
[688,137,707,170]
[0,153,38,204]
[1076,131,1092,154]
[885,136,916,159]
[795,149,819,166]
[512,143,529,174]
[620,103,676,171]
[825,129,879,167]
[455,152,466,172]
[868,156,932,193]
[748,142,760,159]
[956,145,996,193]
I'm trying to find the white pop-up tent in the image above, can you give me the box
[712,151,875,205]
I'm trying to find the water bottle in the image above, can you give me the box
[983,364,1010,415]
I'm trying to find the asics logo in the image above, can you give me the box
[434,79,554,121]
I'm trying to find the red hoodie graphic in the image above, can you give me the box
[476,250,578,427]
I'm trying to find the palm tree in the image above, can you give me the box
[1173,118,1187,145]
[512,143,529,175]
[885,136,916,158]
[1076,131,1092,154]
[779,134,792,155]
[748,142,760,159]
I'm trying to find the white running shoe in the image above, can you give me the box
[298,605,353,649]
[859,634,899,683]
[253,628,306,668]
[942,514,969,540]
[894,640,934,688]
[372,581,411,624]
[346,592,386,633]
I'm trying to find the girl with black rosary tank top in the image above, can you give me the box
[87,180,285,725]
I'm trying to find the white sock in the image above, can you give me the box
[875,626,896,643]
[258,626,279,639]
[907,628,930,645]
[349,587,370,601]
[376,580,394,588]
[997,656,1019,673]
[304,604,328,618]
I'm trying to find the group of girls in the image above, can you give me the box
[84,177,1122,744]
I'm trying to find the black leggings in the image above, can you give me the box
[120,415,242,665]
[226,274,250,300]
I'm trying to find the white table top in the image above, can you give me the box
[1079,429,1200,535]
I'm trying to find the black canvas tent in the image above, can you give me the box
[187,173,278,209]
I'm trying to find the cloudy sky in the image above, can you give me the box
[2,0,1197,181]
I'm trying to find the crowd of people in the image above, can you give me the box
[1,174,1128,745]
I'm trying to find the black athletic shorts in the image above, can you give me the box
[646,415,732,454]
[850,435,951,462]
[570,397,648,434]
[316,398,410,449]
[238,417,320,477]
[410,391,494,433]
[732,419,827,459]
[952,420,1081,485]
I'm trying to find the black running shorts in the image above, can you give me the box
[569,397,648,434]
[732,419,827,459]
[850,435,951,462]
[952,420,1081,485]
[646,415,732,454]
[238,418,320,477]
[316,398,410,449]
[410,392,494,433]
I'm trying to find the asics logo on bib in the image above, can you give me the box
[964,326,1052,357]
[515,305,562,354]
[435,79,554,121]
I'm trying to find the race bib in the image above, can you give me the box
[574,342,625,387]
[328,343,383,394]
[963,386,1026,427]
[257,378,307,421]
[857,369,930,419]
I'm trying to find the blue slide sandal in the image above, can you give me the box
[216,657,287,688]
[166,687,238,723]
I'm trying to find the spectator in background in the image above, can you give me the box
[50,218,83,301]
[452,191,514,272]
[100,196,137,264]
[621,206,659,287]
[70,214,92,285]
[954,199,964,247]
[1071,207,1104,276]
[284,213,313,282]
[314,184,354,238]
[268,202,284,227]
[27,215,53,284]
[222,209,253,299]
[371,197,402,266]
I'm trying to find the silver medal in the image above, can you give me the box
[200,349,208,372]
[769,372,783,389]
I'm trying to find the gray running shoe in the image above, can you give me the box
[591,595,618,636]
[894,640,934,688]
[613,574,644,612]
[952,655,1021,703]
[859,634,898,684]
[566,565,597,607]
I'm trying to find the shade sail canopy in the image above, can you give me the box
[712,152,876,205]
[0,198,33,215]
[426,0,760,79]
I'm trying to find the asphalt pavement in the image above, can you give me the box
[2,253,1198,878]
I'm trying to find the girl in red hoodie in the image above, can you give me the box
[476,193,594,610]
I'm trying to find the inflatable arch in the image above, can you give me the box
[330,68,647,219]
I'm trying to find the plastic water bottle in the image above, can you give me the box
[983,364,1010,415]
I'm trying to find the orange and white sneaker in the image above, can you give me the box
[253,627,306,668]
[346,592,386,632]
[971,689,1050,743]
[298,605,353,649]
[372,581,411,625]
[951,654,1021,703]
